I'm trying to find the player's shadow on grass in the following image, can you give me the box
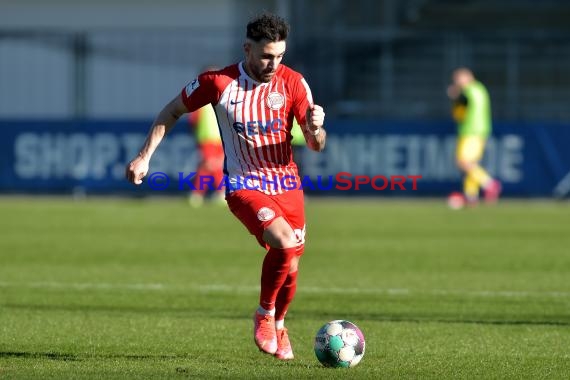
[293,310,570,327]
[0,351,79,361]
[6,302,569,327]
[2,302,230,317]
[0,351,190,361]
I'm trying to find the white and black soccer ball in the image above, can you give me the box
[314,320,365,368]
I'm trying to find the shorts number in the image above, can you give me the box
[293,225,306,246]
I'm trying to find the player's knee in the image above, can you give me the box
[263,218,297,249]
[264,230,296,249]
[457,159,473,172]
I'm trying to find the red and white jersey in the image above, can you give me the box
[181,62,313,195]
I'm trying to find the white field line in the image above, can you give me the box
[0,281,568,299]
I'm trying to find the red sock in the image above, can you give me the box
[259,247,296,310]
[275,270,298,321]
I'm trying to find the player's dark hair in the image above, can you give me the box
[246,13,289,42]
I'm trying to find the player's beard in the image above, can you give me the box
[260,70,276,82]
[251,64,276,83]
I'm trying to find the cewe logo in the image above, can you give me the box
[232,118,283,136]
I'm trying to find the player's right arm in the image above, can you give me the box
[126,95,188,185]
[126,71,220,185]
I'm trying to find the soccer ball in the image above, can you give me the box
[447,191,465,210]
[314,320,365,368]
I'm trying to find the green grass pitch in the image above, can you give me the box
[1,196,569,379]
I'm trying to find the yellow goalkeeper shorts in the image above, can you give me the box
[456,136,486,163]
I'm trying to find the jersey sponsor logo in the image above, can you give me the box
[230,99,244,105]
[232,118,283,136]
[266,92,285,110]
[185,78,199,97]
[257,207,276,222]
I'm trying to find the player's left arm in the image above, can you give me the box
[303,104,326,152]
[292,76,326,152]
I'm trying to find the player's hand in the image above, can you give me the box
[305,104,325,132]
[125,155,149,185]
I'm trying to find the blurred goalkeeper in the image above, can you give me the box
[125,13,326,360]
[447,67,501,205]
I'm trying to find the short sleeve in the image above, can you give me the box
[291,76,314,126]
[180,72,219,113]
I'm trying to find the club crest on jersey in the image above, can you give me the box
[266,92,285,110]
[257,207,276,222]
[185,78,200,97]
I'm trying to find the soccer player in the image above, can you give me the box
[125,13,326,360]
[447,67,501,205]
[186,70,225,208]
